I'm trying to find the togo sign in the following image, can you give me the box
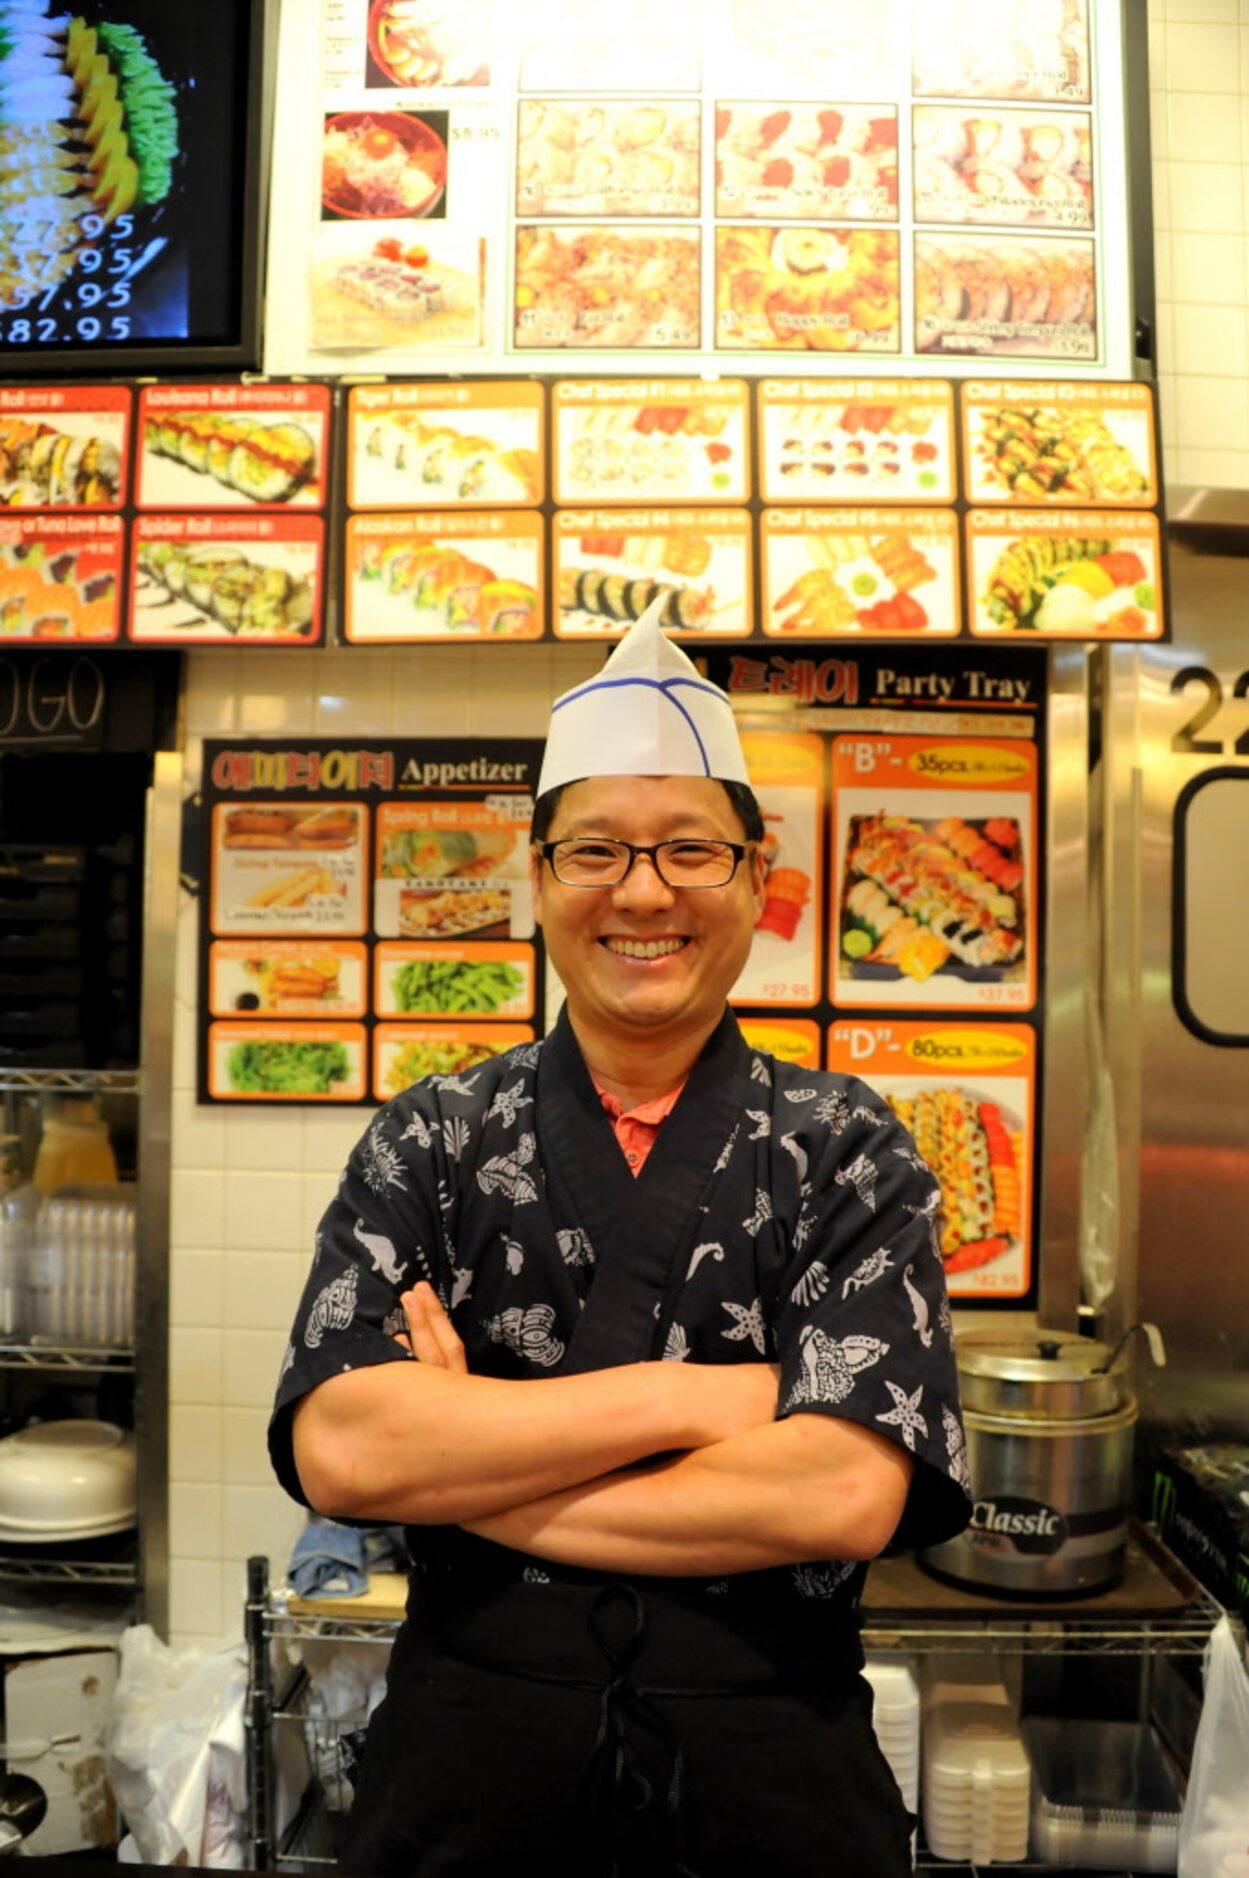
[0,657,106,746]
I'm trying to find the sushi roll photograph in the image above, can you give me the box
[884,1081,1030,1289]
[553,522,750,640]
[131,531,320,642]
[139,394,329,508]
[346,515,542,643]
[0,417,124,508]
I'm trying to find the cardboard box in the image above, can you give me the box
[3,1649,118,1854]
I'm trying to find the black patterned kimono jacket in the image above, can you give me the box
[269,1009,972,1877]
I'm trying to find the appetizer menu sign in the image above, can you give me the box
[198,738,542,1103]
[338,373,1165,645]
[265,0,1135,378]
[712,641,1047,1307]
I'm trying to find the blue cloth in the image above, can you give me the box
[287,1520,367,1599]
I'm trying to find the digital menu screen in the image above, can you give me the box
[0,0,259,369]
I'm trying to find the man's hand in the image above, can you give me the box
[398,1281,468,1373]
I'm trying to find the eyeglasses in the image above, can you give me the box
[537,837,752,889]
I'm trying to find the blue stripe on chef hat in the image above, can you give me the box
[549,674,735,777]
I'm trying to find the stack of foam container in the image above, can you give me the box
[920,1662,1031,1864]
[864,1655,920,1864]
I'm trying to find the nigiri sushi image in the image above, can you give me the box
[145,411,318,504]
[840,812,1025,982]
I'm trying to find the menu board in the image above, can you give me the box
[266,0,1134,378]
[827,1019,1037,1300]
[199,738,543,1103]
[334,373,1166,645]
[710,641,1048,1310]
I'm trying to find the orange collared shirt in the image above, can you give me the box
[593,1079,687,1175]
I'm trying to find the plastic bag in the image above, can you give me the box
[104,1624,248,1868]
[1178,1615,1249,1877]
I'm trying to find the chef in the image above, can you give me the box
[269,607,972,1877]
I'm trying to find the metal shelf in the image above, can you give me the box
[0,1554,138,1587]
[860,1523,1229,1658]
[0,1341,134,1374]
[0,1067,142,1096]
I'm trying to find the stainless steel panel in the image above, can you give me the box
[1103,534,1249,1434]
[136,747,181,1639]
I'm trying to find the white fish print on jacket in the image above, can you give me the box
[786,1326,889,1408]
[834,1152,878,1212]
[353,1218,407,1287]
[305,1267,359,1349]
[485,1303,565,1368]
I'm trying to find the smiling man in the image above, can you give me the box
[270,607,971,1877]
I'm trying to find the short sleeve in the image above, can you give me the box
[773,1079,972,1551]
[267,1096,453,1507]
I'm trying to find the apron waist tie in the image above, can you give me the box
[575,1582,700,1878]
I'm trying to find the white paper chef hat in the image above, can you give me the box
[536,602,751,797]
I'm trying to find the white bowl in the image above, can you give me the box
[0,1422,135,1535]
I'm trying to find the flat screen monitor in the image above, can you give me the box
[0,0,268,372]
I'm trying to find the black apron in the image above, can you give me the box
[339,1015,914,1878]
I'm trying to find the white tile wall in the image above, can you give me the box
[165,8,1249,1647]
[1151,0,1249,488]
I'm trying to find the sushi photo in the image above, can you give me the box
[764,512,959,637]
[716,103,897,222]
[972,528,1160,636]
[132,539,317,640]
[554,522,750,639]
[915,234,1096,359]
[911,0,1090,102]
[886,1085,1028,1280]
[361,413,539,506]
[141,409,321,506]
[0,416,122,507]
[514,225,701,350]
[309,227,484,351]
[0,530,119,640]
[553,389,748,504]
[517,100,700,220]
[716,225,900,353]
[965,400,1154,504]
[839,811,1026,984]
[347,520,541,642]
[913,107,1093,231]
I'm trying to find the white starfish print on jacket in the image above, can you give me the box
[427,1072,480,1096]
[786,1327,889,1408]
[877,1379,928,1450]
[476,1132,539,1205]
[745,1109,771,1139]
[835,1152,878,1212]
[485,1303,564,1368]
[305,1268,359,1349]
[721,1296,767,1355]
[841,1246,894,1298]
[902,1263,934,1347]
[487,1080,533,1128]
[352,1218,407,1286]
